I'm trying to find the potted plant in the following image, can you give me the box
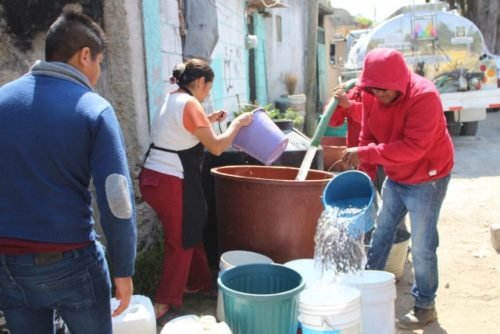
[283,72,306,114]
[284,72,298,96]
[233,103,304,132]
[267,107,304,132]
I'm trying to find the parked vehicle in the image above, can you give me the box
[341,3,500,135]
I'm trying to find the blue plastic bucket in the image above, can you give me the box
[218,263,305,334]
[232,108,289,165]
[321,170,376,237]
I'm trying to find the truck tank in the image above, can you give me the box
[342,3,500,136]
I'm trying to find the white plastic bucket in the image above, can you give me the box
[299,286,361,334]
[216,250,273,321]
[346,270,396,334]
[111,295,155,334]
[384,230,411,279]
[283,258,335,289]
[288,94,307,112]
[161,315,232,334]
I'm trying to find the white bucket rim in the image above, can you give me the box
[219,250,273,271]
[299,286,361,307]
[283,258,336,287]
[347,270,395,286]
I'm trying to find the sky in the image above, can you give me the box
[330,0,429,23]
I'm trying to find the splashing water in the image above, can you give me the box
[314,206,367,278]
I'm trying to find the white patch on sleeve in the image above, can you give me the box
[105,173,133,219]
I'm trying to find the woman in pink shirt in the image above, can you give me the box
[139,59,252,326]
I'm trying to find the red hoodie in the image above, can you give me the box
[328,86,363,147]
[357,48,454,184]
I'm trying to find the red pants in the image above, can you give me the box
[139,168,212,306]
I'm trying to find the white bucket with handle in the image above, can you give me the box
[299,286,361,334]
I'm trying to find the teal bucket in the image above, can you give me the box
[218,263,305,334]
[321,170,376,237]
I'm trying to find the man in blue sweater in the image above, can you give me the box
[0,7,136,334]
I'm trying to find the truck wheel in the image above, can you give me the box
[460,121,478,136]
[447,122,462,136]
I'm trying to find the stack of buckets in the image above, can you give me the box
[284,259,396,334]
[344,271,397,334]
[286,171,396,334]
[284,259,362,334]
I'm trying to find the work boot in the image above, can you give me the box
[397,306,438,329]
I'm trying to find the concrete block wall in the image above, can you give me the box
[209,1,249,118]
[149,0,248,125]
[263,0,307,102]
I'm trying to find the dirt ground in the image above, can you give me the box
[396,111,500,334]
[165,111,500,334]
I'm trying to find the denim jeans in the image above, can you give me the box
[367,175,451,309]
[0,241,112,334]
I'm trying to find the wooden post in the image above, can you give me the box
[304,0,319,137]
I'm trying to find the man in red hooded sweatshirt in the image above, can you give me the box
[342,48,454,329]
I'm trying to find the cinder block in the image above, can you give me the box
[490,224,500,254]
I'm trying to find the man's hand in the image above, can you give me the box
[332,84,350,109]
[342,147,361,169]
[112,277,133,317]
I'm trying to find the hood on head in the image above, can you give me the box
[359,48,410,96]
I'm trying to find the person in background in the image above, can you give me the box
[138,59,252,326]
[342,48,454,329]
[0,7,136,334]
[328,84,363,148]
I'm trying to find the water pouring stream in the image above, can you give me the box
[296,79,357,181]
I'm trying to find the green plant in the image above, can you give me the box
[268,107,304,127]
[233,103,303,128]
[133,241,164,299]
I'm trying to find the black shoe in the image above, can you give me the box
[397,306,437,329]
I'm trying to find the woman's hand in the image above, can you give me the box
[208,110,227,123]
[233,112,253,127]
[194,112,253,156]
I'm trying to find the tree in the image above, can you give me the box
[442,0,500,54]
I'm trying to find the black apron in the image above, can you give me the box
[141,142,207,248]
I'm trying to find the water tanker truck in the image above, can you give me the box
[341,2,500,136]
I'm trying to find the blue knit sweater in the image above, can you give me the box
[0,61,137,277]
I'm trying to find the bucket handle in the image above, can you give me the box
[327,159,357,172]
[327,159,344,172]
[322,317,340,331]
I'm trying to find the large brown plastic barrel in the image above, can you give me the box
[211,165,333,263]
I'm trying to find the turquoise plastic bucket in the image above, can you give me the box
[218,263,305,334]
[324,124,347,137]
[321,170,376,237]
